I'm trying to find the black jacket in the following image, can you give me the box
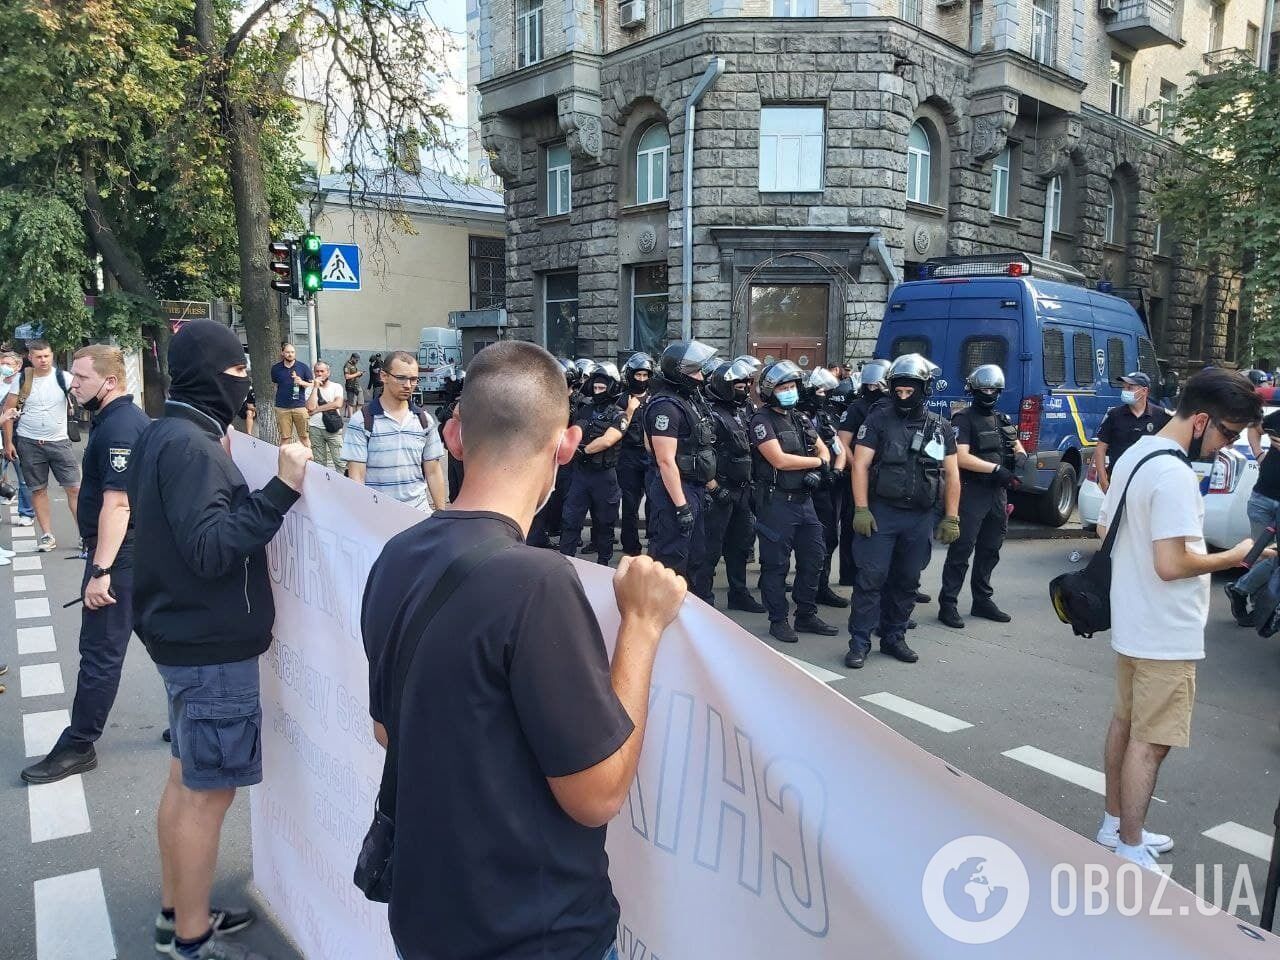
[128,401,299,666]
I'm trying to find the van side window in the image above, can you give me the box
[1137,337,1160,382]
[1072,331,1095,388]
[961,337,1009,379]
[1043,327,1067,387]
[892,336,930,359]
[1106,337,1127,386]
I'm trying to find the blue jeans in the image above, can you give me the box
[6,456,33,518]
[1235,492,1280,596]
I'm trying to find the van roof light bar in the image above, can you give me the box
[917,253,1087,286]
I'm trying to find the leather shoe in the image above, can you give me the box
[769,620,800,643]
[162,727,172,743]
[794,614,839,636]
[970,600,1012,623]
[815,586,850,608]
[1226,584,1255,627]
[727,592,767,614]
[22,743,97,784]
[844,649,866,669]
[938,604,965,629]
[914,590,931,604]
[881,640,919,663]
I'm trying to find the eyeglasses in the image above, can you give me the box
[1211,418,1243,444]
[384,373,420,386]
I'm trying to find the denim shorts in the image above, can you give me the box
[157,657,263,790]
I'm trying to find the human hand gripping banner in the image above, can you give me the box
[231,433,1280,959]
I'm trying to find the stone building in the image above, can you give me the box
[473,0,1274,369]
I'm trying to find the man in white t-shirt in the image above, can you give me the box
[2,341,81,552]
[1094,368,1261,871]
[305,360,346,472]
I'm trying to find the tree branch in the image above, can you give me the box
[224,0,291,63]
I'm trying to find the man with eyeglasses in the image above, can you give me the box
[341,350,448,512]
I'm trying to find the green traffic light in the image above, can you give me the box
[304,273,322,291]
[302,233,321,253]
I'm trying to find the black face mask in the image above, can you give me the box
[167,319,251,429]
[893,390,923,417]
[629,380,648,395]
[81,380,111,413]
[1187,420,1211,462]
[972,390,999,413]
[860,385,882,400]
[732,385,750,406]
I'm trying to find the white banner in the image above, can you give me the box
[232,434,1280,959]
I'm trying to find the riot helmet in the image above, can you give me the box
[585,361,622,402]
[965,364,1005,413]
[659,341,719,394]
[801,368,840,412]
[1245,368,1273,387]
[758,360,806,408]
[707,357,758,406]
[887,353,934,416]
[622,352,655,395]
[858,358,891,398]
[558,358,580,390]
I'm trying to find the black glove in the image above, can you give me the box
[676,503,695,535]
[820,460,836,487]
[802,470,823,491]
[710,484,733,505]
[992,465,1015,487]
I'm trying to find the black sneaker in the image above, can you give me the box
[155,907,255,953]
[162,728,172,743]
[1226,584,1255,627]
[844,649,867,669]
[938,605,965,629]
[726,592,766,613]
[881,640,920,663]
[769,620,800,644]
[815,586,850,608]
[794,614,839,636]
[21,744,97,784]
[970,600,1012,623]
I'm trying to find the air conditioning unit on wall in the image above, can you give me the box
[619,0,646,28]
[936,0,963,9]
[1133,107,1154,125]
[1098,0,1120,15]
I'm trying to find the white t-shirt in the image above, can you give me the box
[308,381,345,429]
[1097,435,1207,661]
[11,369,72,442]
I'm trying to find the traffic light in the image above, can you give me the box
[268,240,296,296]
[301,233,323,294]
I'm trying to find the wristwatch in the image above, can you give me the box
[90,564,112,579]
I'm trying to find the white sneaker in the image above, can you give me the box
[12,515,33,527]
[37,534,55,553]
[1114,840,1163,873]
[0,545,14,558]
[1097,819,1174,854]
[0,555,11,566]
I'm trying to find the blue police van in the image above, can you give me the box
[873,254,1161,526]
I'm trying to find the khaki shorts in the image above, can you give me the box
[1114,654,1197,748]
[274,407,309,442]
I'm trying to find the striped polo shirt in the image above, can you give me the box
[340,400,445,511]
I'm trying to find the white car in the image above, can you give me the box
[1077,423,1268,550]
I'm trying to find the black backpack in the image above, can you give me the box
[1049,449,1188,638]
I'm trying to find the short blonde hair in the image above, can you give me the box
[73,344,126,383]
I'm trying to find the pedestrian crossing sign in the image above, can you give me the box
[318,243,361,291]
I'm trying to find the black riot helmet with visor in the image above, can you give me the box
[707,357,758,406]
[586,361,623,402]
[887,353,935,416]
[659,340,719,395]
[758,359,806,405]
[858,358,891,398]
[801,367,840,413]
[622,352,655,394]
[965,363,1006,413]
[558,358,580,390]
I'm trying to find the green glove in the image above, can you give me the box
[853,506,877,537]
[936,515,961,544]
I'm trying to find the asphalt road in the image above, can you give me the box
[1,496,1276,959]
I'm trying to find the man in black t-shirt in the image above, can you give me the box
[1228,408,1280,624]
[362,341,685,960]
[1093,372,1171,492]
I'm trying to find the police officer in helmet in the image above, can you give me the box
[434,364,466,502]
[644,341,719,577]
[846,354,960,668]
[694,359,766,612]
[938,364,1025,628]
[750,360,840,644]
[617,352,654,556]
[734,355,764,410]
[527,359,581,548]
[836,359,891,587]
[559,362,628,565]
[799,367,849,608]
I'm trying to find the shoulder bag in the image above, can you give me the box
[353,534,511,902]
[1049,448,1188,638]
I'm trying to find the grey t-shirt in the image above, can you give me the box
[12,369,72,442]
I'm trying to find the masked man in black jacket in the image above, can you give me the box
[129,320,310,960]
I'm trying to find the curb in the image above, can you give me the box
[1007,523,1095,542]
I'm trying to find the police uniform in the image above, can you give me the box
[694,395,756,605]
[644,382,716,577]
[616,392,649,556]
[849,404,956,657]
[836,393,883,584]
[434,396,464,501]
[65,395,150,750]
[1097,402,1171,469]
[806,397,844,601]
[939,405,1018,613]
[750,407,827,627]
[560,397,627,565]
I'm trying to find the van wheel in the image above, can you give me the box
[1038,463,1078,527]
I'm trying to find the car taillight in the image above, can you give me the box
[1019,396,1041,451]
[1207,452,1238,494]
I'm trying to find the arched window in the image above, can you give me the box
[907,122,932,204]
[1104,183,1118,244]
[634,124,670,204]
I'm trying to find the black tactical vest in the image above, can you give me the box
[870,409,945,510]
[618,393,647,449]
[646,384,717,484]
[575,400,623,470]
[710,401,753,486]
[752,408,818,493]
[958,407,1020,481]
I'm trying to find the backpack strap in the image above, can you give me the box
[18,369,32,406]
[1098,448,1190,559]
[410,402,431,431]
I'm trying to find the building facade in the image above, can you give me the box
[473,0,1274,370]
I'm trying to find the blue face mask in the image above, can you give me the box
[775,388,798,408]
[1121,389,1138,404]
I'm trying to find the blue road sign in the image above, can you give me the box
[318,243,361,291]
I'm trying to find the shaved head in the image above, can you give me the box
[458,341,569,461]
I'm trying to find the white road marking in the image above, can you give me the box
[17,625,57,655]
[12,555,42,571]
[16,597,50,619]
[1203,822,1274,861]
[20,663,64,698]
[27,775,92,842]
[13,574,46,593]
[12,524,36,538]
[33,868,116,959]
[782,654,844,684]
[13,539,37,553]
[861,692,973,732]
[1002,745,1105,795]
[23,710,70,758]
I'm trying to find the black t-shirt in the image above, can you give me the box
[838,394,882,438]
[644,394,690,440]
[362,511,634,960]
[78,395,150,546]
[1096,402,1171,467]
[856,405,958,457]
[1255,410,1280,500]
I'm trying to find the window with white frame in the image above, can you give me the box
[907,121,932,204]
[516,0,543,68]
[658,0,684,31]
[1109,56,1129,117]
[1208,1,1225,52]
[1158,80,1177,135]
[545,142,571,215]
[1045,175,1063,233]
[900,0,923,26]
[1031,1,1055,65]
[774,0,817,13]
[991,146,1011,217]
[1104,183,1118,244]
[759,106,825,192]
[1247,22,1261,63]
[969,0,984,52]
[634,124,670,204]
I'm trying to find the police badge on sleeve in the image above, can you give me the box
[108,447,131,473]
[655,414,670,431]
[754,423,767,441]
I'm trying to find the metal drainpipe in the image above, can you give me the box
[1262,0,1276,70]
[682,58,726,341]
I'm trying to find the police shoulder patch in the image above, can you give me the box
[753,423,768,440]
[856,424,868,440]
[654,414,670,431]
[619,417,629,431]
[108,447,131,473]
